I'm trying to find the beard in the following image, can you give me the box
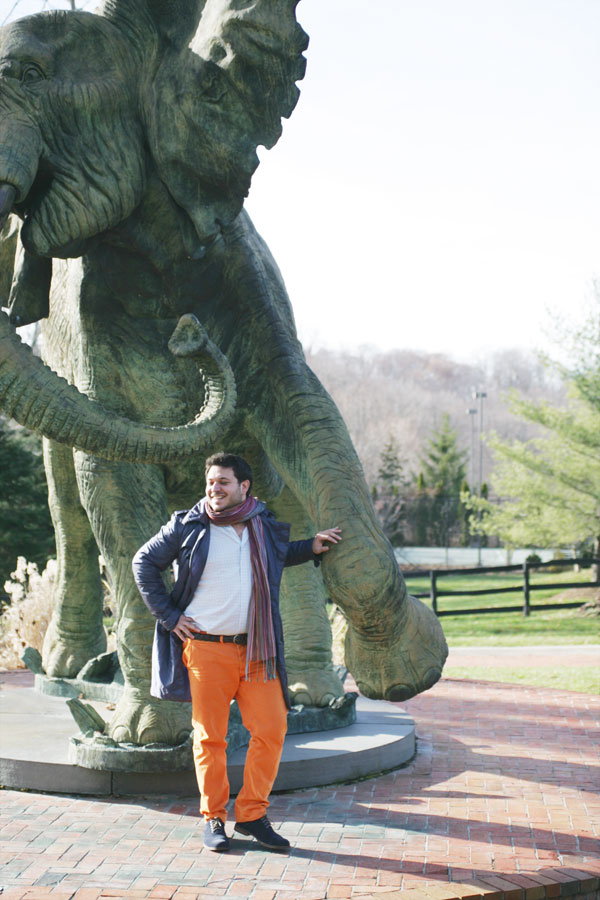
[21,79,147,258]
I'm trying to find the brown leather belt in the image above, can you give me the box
[191,632,247,645]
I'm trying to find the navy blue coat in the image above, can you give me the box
[132,499,316,707]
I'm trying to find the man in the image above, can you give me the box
[133,452,341,852]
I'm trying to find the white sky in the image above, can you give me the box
[5,0,600,361]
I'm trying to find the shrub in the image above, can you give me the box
[526,552,542,566]
[0,557,56,669]
[547,549,568,574]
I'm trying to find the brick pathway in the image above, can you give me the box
[1,674,599,900]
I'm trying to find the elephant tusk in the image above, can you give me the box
[0,184,17,232]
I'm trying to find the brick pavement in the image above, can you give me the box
[1,675,599,900]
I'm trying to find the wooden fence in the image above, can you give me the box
[405,556,599,617]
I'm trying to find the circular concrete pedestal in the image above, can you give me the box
[0,672,415,796]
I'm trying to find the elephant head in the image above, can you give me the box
[0,11,146,260]
[0,0,307,459]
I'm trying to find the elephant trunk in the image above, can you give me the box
[0,311,236,463]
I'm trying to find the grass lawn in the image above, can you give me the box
[403,567,599,646]
[330,565,600,694]
[435,607,599,646]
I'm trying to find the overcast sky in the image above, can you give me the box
[5,0,599,361]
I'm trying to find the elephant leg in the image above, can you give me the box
[269,487,344,706]
[41,438,106,677]
[74,452,190,745]
[249,364,448,702]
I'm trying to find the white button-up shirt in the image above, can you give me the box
[185,523,252,634]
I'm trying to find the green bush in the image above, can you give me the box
[526,552,542,566]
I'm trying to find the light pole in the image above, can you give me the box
[473,391,487,564]
[466,408,477,493]
[473,391,487,497]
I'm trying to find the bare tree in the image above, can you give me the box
[305,345,564,488]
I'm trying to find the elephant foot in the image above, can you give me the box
[42,623,107,678]
[108,688,191,746]
[287,666,345,707]
[344,594,448,702]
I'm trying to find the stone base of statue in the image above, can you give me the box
[67,693,359,773]
[1,653,415,795]
[25,649,358,773]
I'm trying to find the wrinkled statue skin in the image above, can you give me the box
[0,0,447,746]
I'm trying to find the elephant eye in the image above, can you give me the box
[22,64,45,84]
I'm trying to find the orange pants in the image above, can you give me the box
[182,638,288,822]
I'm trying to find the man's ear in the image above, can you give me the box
[240,479,251,499]
[102,0,307,242]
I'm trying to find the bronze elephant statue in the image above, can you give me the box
[0,0,447,746]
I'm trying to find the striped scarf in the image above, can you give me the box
[205,496,276,681]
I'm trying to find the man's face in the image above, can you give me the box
[206,465,250,511]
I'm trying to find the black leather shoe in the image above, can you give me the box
[234,815,290,849]
[203,817,230,852]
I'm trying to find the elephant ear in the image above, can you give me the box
[101,0,308,241]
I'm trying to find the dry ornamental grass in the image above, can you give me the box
[0,557,56,669]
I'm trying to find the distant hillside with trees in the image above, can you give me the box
[304,343,573,549]
[305,345,563,490]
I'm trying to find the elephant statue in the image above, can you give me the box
[0,0,447,746]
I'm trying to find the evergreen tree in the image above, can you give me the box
[373,436,406,546]
[468,388,600,550]
[0,418,55,602]
[467,294,600,554]
[377,436,404,495]
[420,414,468,496]
[417,415,468,547]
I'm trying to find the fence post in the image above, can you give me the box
[523,561,530,616]
[430,570,438,615]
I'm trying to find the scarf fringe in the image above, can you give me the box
[244,657,277,683]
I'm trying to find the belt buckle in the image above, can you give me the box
[233,633,245,645]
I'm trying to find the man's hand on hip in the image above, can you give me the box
[173,614,203,641]
[312,527,342,555]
